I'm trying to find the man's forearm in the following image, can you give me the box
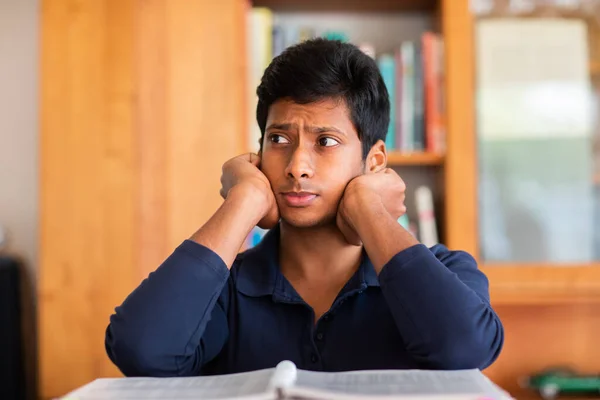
[351,199,503,369]
[106,241,230,376]
[349,198,419,274]
[190,185,265,267]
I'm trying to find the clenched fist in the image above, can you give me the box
[337,168,407,246]
[220,153,280,229]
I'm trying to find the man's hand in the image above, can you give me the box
[219,153,279,229]
[189,153,278,267]
[337,168,407,246]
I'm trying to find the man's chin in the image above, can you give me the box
[280,212,336,229]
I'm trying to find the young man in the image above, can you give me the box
[105,39,504,377]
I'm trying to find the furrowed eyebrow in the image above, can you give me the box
[307,125,346,136]
[266,123,294,131]
[266,123,346,136]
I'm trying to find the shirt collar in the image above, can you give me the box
[235,224,380,300]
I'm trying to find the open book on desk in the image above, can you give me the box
[61,360,513,400]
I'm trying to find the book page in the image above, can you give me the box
[289,369,512,399]
[61,368,276,400]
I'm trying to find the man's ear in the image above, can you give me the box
[365,139,387,173]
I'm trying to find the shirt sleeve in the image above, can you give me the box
[378,243,504,370]
[105,240,230,377]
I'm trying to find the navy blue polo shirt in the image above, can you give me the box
[105,225,503,377]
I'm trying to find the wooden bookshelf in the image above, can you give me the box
[442,1,600,396]
[253,0,436,12]
[387,151,444,166]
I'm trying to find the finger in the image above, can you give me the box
[221,160,229,173]
[399,179,406,191]
[248,153,261,167]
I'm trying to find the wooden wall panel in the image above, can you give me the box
[441,0,478,257]
[165,1,245,252]
[97,0,137,379]
[39,0,246,398]
[39,0,136,394]
[136,0,169,278]
[484,304,600,399]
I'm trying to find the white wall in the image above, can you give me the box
[0,0,38,269]
[0,1,38,399]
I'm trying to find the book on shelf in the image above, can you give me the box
[415,185,439,247]
[379,53,397,150]
[422,32,445,154]
[246,7,446,155]
[61,360,513,400]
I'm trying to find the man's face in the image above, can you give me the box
[260,98,365,228]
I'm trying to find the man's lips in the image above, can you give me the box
[281,191,318,207]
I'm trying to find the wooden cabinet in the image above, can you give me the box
[442,0,600,396]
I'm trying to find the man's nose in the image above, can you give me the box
[285,145,314,180]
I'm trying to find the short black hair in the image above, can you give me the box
[256,38,390,159]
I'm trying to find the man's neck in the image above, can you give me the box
[278,221,363,285]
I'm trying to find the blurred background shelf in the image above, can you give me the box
[484,265,600,305]
[253,0,437,12]
[387,151,444,166]
[490,288,600,306]
[515,390,590,400]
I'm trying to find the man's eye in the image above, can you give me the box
[270,134,290,144]
[318,137,339,147]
